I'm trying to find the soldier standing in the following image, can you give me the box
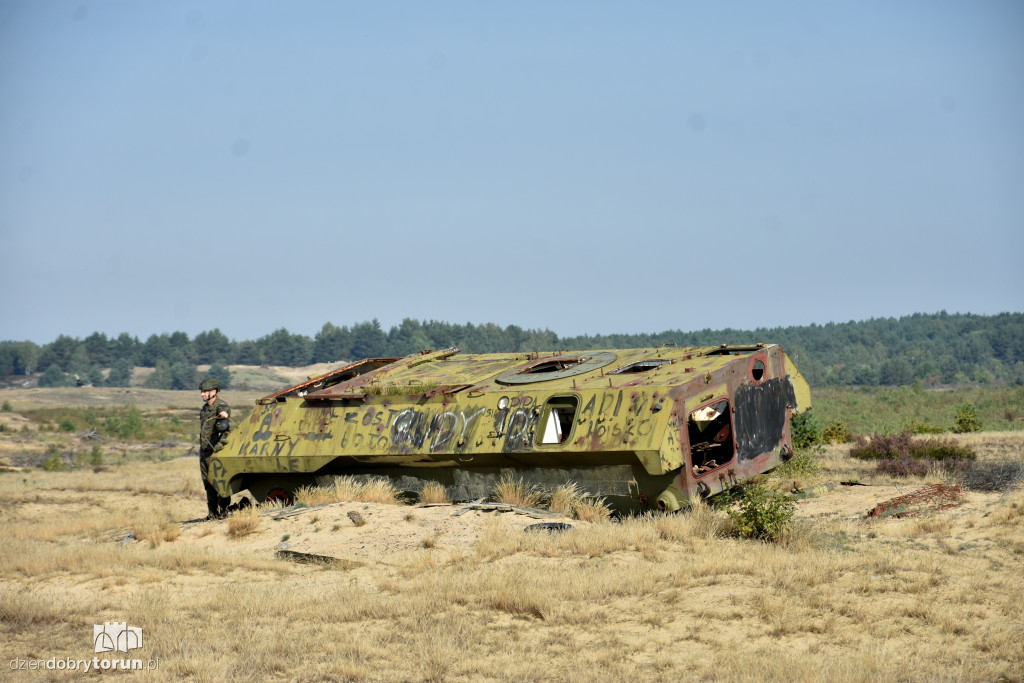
[199,378,231,519]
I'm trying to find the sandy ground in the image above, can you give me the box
[169,477,1001,578]
[181,501,576,573]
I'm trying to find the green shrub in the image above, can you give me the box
[905,418,946,435]
[59,418,76,432]
[774,448,821,479]
[41,446,67,472]
[953,403,982,433]
[1,400,12,412]
[820,421,853,444]
[89,445,103,467]
[717,478,795,543]
[103,405,146,440]
[790,412,821,448]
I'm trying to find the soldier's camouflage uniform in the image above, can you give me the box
[200,397,230,517]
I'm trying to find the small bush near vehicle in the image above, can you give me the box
[716,478,795,543]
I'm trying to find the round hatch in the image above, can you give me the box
[495,352,618,385]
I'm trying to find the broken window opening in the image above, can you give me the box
[610,359,671,374]
[538,396,580,445]
[687,399,735,476]
[751,360,765,382]
[523,359,582,375]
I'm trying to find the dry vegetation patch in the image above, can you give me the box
[0,432,1022,680]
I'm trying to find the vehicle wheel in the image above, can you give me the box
[265,488,293,506]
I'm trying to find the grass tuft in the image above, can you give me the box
[491,473,543,508]
[227,507,261,538]
[419,481,449,505]
[294,477,401,506]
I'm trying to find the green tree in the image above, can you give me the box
[235,340,263,365]
[106,358,134,387]
[0,343,13,377]
[258,328,313,366]
[38,363,67,387]
[388,319,433,356]
[83,332,112,367]
[144,360,173,389]
[313,322,352,362]
[11,341,40,375]
[193,329,233,365]
[880,358,913,386]
[37,334,79,371]
[112,333,140,365]
[207,362,232,390]
[141,334,171,367]
[168,331,195,363]
[350,320,387,359]
[170,361,198,390]
[68,345,92,378]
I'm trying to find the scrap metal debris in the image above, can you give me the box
[453,502,559,519]
[867,483,964,519]
[524,522,573,533]
[275,549,362,569]
[347,510,366,527]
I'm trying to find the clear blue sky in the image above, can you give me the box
[2,1,1022,345]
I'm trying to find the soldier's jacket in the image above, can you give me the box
[200,398,231,455]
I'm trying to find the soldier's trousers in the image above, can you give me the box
[199,454,227,516]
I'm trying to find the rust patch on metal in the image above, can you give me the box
[867,483,964,519]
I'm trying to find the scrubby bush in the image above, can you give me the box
[40,446,68,472]
[103,405,146,440]
[850,432,975,462]
[851,431,976,479]
[953,403,982,433]
[875,456,974,478]
[717,478,795,543]
[790,412,820,448]
[89,445,103,467]
[820,421,853,444]
[905,419,946,435]
[774,448,820,479]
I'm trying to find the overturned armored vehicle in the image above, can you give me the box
[209,344,811,513]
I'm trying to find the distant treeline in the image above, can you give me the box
[1,312,1022,389]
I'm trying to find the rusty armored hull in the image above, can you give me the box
[209,344,811,513]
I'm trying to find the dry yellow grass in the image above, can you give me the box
[491,472,543,507]
[547,481,613,522]
[419,480,450,504]
[0,432,1022,681]
[226,506,261,538]
[294,476,401,506]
